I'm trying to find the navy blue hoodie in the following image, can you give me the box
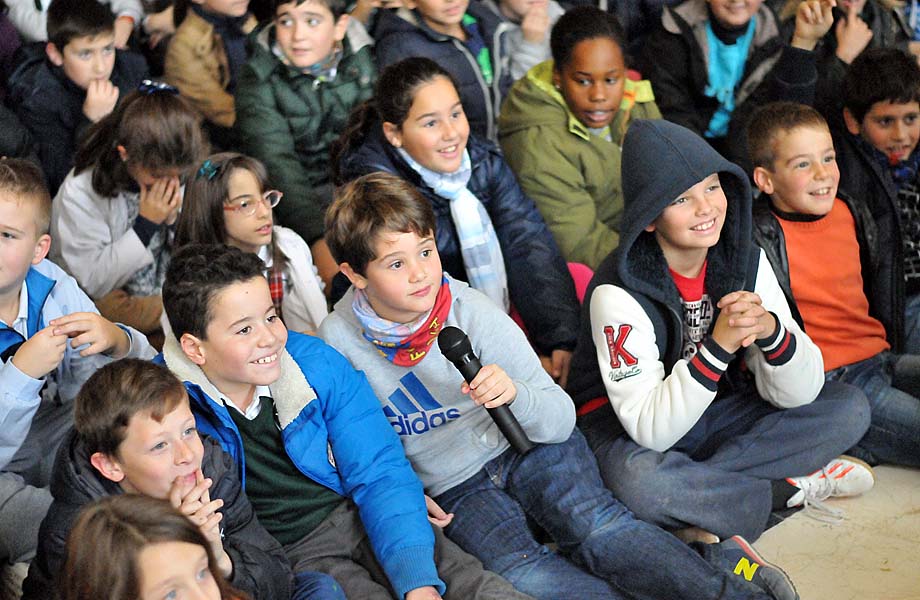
[567,119,824,450]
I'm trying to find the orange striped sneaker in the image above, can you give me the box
[786,455,875,509]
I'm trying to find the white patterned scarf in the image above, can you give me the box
[397,148,509,311]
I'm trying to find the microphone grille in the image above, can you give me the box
[437,326,470,361]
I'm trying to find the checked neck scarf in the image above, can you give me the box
[353,275,452,366]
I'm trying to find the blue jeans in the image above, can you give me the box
[826,351,920,467]
[434,429,772,600]
[292,570,346,600]
[582,380,870,541]
[905,292,920,355]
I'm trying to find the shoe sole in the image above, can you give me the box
[728,536,800,600]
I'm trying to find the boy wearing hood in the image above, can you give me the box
[566,118,873,542]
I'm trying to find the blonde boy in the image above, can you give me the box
[0,158,153,565]
[750,100,920,468]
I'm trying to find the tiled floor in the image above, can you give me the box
[755,465,920,600]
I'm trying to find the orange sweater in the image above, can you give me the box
[777,198,889,371]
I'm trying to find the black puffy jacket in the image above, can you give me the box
[21,431,293,600]
[339,126,579,354]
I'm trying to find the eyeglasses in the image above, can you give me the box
[223,190,283,217]
[138,79,179,95]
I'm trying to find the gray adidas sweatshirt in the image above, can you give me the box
[319,275,575,496]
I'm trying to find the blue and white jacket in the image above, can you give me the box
[160,330,444,598]
[0,259,153,469]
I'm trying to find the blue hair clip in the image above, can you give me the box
[138,79,179,95]
[197,159,221,181]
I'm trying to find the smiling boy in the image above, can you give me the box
[566,118,874,542]
[7,0,147,194]
[20,359,298,600]
[749,101,920,469]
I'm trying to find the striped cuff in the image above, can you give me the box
[755,314,796,365]
[688,338,732,392]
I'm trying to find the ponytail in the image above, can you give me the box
[330,99,379,185]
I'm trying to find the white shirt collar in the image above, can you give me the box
[219,385,272,420]
[258,244,273,269]
[0,280,30,337]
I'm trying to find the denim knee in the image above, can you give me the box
[292,570,347,600]
[816,380,871,447]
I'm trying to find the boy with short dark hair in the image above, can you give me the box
[20,358,302,600]
[7,0,147,194]
[235,0,376,289]
[319,171,802,600]
[160,242,528,600]
[748,100,920,468]
[566,118,874,543]
[0,158,153,566]
[830,47,920,355]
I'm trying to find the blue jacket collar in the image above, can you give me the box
[0,267,56,358]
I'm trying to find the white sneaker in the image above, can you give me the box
[785,455,875,522]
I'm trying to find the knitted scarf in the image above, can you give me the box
[353,275,452,366]
[397,148,510,311]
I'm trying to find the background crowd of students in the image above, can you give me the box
[1,0,919,596]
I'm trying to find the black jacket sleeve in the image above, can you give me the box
[641,23,711,135]
[0,104,40,166]
[206,440,294,600]
[20,500,73,600]
[726,45,817,170]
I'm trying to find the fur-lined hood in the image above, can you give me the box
[161,331,317,430]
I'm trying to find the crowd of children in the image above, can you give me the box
[1,0,919,596]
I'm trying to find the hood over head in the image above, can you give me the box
[616,119,753,303]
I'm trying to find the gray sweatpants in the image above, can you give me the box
[284,501,534,599]
[0,400,71,564]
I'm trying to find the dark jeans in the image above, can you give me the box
[906,292,920,355]
[435,429,773,600]
[582,380,870,541]
[283,501,531,600]
[827,351,920,467]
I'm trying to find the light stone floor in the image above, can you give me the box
[755,465,920,600]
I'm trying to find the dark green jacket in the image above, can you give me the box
[235,23,375,244]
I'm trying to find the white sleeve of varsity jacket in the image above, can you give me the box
[590,284,727,452]
[744,250,826,408]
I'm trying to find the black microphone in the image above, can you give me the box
[438,326,534,454]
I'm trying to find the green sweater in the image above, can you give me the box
[235,24,376,245]
[498,60,661,269]
[228,397,344,545]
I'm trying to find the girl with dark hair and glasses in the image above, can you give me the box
[176,152,328,333]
